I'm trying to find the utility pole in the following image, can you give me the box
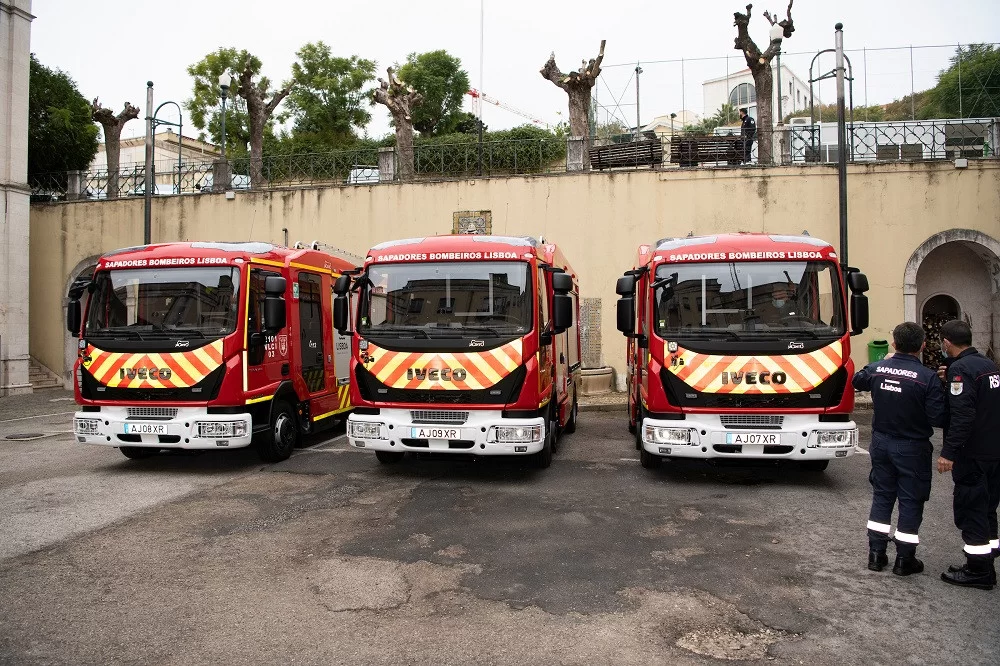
[635,65,642,141]
[835,24,848,271]
[143,81,153,246]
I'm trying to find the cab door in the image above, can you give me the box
[296,271,326,396]
[246,267,286,398]
[537,264,554,403]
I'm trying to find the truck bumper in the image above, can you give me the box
[640,414,857,461]
[73,406,253,450]
[347,408,547,456]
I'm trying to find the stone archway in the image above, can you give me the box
[903,229,1000,363]
[62,255,102,388]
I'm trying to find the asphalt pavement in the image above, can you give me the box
[0,390,997,665]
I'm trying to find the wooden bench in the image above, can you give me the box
[670,135,747,167]
[589,140,663,170]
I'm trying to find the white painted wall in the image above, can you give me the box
[702,65,810,122]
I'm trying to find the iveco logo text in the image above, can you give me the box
[175,340,190,348]
[406,368,468,381]
[119,367,173,380]
[720,371,787,385]
[469,340,485,347]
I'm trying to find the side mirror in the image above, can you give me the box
[617,297,636,335]
[334,274,352,296]
[553,294,573,333]
[847,270,869,293]
[67,299,82,335]
[264,275,286,296]
[616,275,636,296]
[851,293,869,334]
[551,272,573,294]
[334,295,350,334]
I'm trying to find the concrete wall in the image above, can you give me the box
[28,160,1000,386]
[916,242,996,353]
[1,0,33,396]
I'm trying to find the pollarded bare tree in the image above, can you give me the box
[92,99,139,198]
[733,1,795,165]
[235,61,291,188]
[373,67,423,181]
[540,40,606,169]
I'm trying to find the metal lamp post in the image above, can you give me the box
[635,65,643,141]
[219,73,232,159]
[151,101,183,194]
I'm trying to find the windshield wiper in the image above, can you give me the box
[164,327,207,338]
[364,326,429,339]
[670,330,742,341]
[459,325,504,337]
[89,326,146,341]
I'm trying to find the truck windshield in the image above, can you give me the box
[360,262,532,338]
[654,261,845,339]
[85,267,241,338]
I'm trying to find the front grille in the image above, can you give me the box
[127,407,178,420]
[720,415,784,429]
[410,410,470,425]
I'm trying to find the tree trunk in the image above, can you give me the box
[753,65,774,164]
[104,125,123,198]
[394,120,415,181]
[568,89,592,167]
[539,41,606,172]
[373,68,422,182]
[249,114,265,188]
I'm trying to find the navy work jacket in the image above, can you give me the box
[853,353,946,441]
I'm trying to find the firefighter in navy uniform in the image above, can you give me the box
[937,319,1000,590]
[853,322,946,575]
[739,108,756,163]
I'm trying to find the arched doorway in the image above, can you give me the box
[904,229,1000,368]
[62,257,101,388]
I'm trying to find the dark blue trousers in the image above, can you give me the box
[867,431,933,557]
[951,456,1000,569]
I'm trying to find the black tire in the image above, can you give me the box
[628,389,637,434]
[634,405,644,450]
[564,392,578,434]
[256,400,298,463]
[548,400,561,455]
[119,446,158,460]
[532,406,555,469]
[375,450,404,464]
[640,447,661,469]
[800,460,830,472]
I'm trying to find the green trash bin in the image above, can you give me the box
[868,339,889,363]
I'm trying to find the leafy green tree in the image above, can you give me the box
[27,55,99,190]
[397,50,470,135]
[186,48,257,156]
[452,112,486,135]
[927,44,1000,118]
[685,103,737,135]
[284,42,377,146]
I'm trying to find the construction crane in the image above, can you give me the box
[467,89,550,129]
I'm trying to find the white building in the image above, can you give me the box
[89,128,220,172]
[702,64,810,123]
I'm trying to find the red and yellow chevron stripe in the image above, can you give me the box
[362,340,523,391]
[81,340,224,389]
[666,340,843,394]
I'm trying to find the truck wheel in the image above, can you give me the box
[640,447,661,469]
[564,392,579,434]
[119,446,158,460]
[532,410,555,469]
[256,400,298,463]
[634,405,644,450]
[375,451,404,464]
[628,394,637,435]
[800,460,829,472]
[548,400,561,455]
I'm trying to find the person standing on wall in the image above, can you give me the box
[937,319,1000,590]
[739,108,756,164]
[852,322,946,576]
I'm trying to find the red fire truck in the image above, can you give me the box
[67,241,357,462]
[616,233,870,470]
[333,235,581,468]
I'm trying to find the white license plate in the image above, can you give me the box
[411,427,459,440]
[125,422,167,435]
[726,432,779,445]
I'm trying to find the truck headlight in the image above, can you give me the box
[349,420,385,440]
[195,421,248,438]
[645,425,693,445]
[488,425,542,443]
[74,418,100,435]
[816,429,855,447]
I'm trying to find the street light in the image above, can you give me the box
[670,112,677,136]
[218,73,233,159]
[151,101,183,194]
[635,65,643,141]
[770,23,785,123]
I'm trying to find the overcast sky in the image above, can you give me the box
[30,0,1000,141]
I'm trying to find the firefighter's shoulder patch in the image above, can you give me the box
[950,381,964,396]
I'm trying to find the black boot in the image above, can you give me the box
[941,562,995,590]
[892,554,924,576]
[868,550,888,572]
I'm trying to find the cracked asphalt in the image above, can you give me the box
[1,390,997,665]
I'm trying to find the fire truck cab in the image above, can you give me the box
[617,233,871,471]
[68,242,357,462]
[333,235,582,468]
